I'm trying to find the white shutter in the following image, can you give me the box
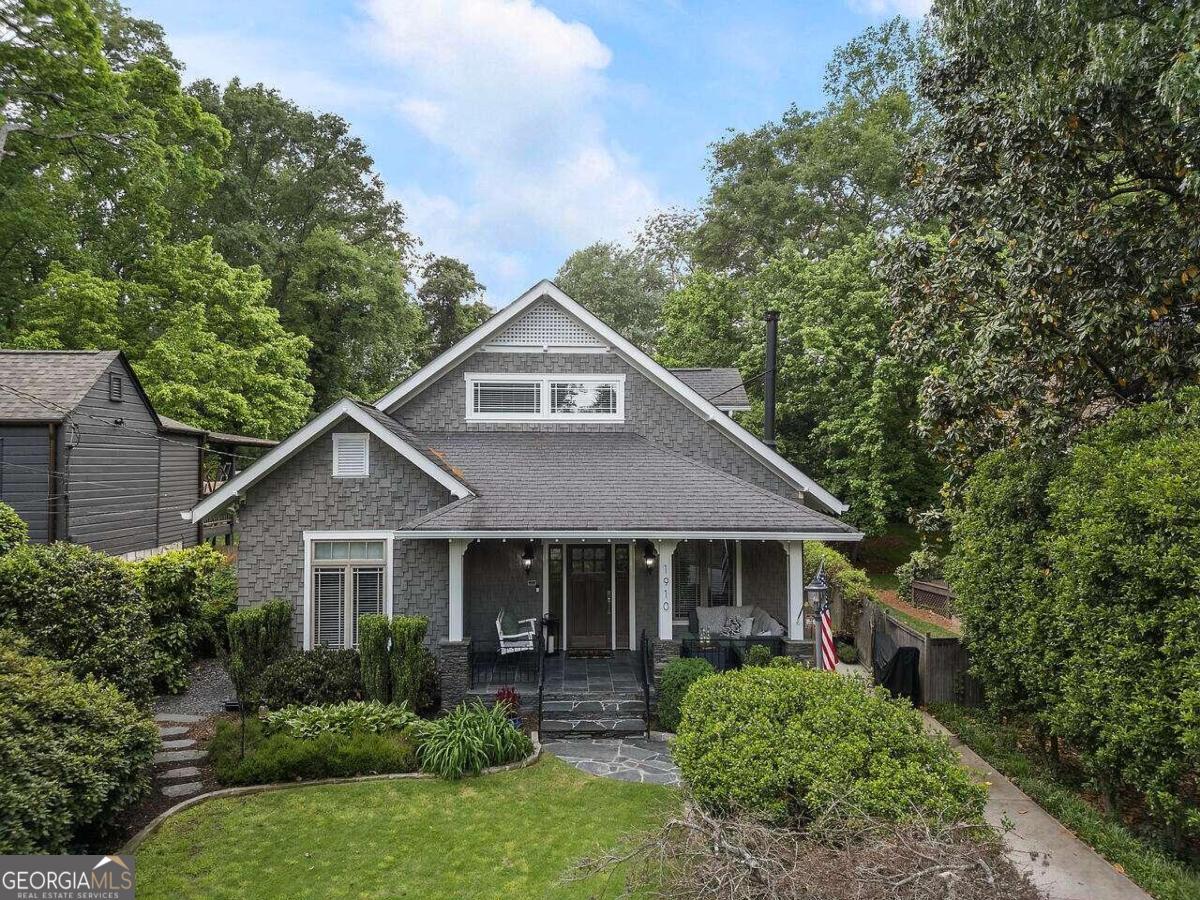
[332,433,369,477]
[314,568,346,648]
[351,567,384,647]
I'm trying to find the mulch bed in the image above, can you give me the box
[876,590,962,635]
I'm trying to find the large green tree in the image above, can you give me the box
[883,0,1200,486]
[692,18,926,274]
[416,256,490,362]
[14,240,313,438]
[556,241,669,351]
[187,78,420,408]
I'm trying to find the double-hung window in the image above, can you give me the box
[465,373,624,422]
[309,538,388,649]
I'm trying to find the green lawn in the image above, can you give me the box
[932,704,1200,900]
[135,757,676,899]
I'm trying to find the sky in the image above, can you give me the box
[127,0,929,305]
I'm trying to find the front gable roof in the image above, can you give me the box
[374,280,848,515]
[186,399,473,524]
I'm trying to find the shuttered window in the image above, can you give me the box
[311,540,386,649]
[472,381,541,416]
[673,542,701,621]
[332,432,369,477]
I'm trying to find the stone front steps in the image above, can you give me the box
[539,692,649,738]
[151,714,210,799]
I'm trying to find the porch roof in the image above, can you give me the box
[395,430,862,540]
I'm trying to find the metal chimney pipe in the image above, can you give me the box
[763,310,779,450]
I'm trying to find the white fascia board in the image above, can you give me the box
[185,399,472,524]
[373,279,849,515]
[393,529,865,542]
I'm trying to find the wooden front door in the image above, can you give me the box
[568,545,610,650]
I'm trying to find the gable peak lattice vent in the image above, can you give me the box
[485,299,606,350]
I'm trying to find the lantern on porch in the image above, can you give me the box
[520,542,536,572]
[642,541,657,570]
[805,560,830,630]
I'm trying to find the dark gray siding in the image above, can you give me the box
[0,425,51,541]
[65,358,161,555]
[464,540,543,645]
[235,422,455,648]
[392,351,798,500]
[157,433,201,548]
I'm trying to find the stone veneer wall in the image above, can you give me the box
[235,421,454,648]
[391,351,799,501]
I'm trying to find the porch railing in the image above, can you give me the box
[638,628,652,739]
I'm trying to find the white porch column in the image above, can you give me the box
[655,539,678,641]
[448,538,468,641]
[786,540,806,641]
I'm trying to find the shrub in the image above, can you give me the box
[804,543,872,633]
[657,658,715,732]
[0,502,28,555]
[258,647,362,709]
[745,645,773,668]
[358,613,390,703]
[674,666,985,825]
[390,615,436,712]
[0,542,153,704]
[130,545,236,694]
[836,642,859,665]
[211,718,417,786]
[222,600,292,752]
[413,701,533,779]
[263,701,416,739]
[896,546,944,602]
[0,639,159,852]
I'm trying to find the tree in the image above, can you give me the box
[188,79,419,407]
[416,256,489,361]
[90,0,179,72]
[657,272,746,369]
[692,19,925,273]
[556,241,669,351]
[882,0,1200,487]
[15,239,313,438]
[0,0,226,328]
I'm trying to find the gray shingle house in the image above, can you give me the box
[0,350,274,557]
[189,281,862,710]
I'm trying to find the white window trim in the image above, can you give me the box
[464,372,625,423]
[332,432,370,478]
[303,530,394,650]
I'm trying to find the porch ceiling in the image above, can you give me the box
[395,430,861,539]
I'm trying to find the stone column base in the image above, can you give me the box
[438,638,472,710]
[651,638,682,688]
[781,639,816,667]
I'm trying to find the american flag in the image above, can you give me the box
[819,600,837,672]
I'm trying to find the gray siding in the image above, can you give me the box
[66,358,162,555]
[0,425,51,541]
[393,351,798,500]
[235,422,455,648]
[741,540,788,628]
[157,434,200,548]
[464,539,543,645]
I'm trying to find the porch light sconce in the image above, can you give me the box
[642,542,657,570]
[805,559,830,611]
[520,542,535,572]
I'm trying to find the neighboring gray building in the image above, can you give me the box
[0,350,273,557]
[190,281,863,706]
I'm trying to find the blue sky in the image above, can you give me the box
[128,0,927,304]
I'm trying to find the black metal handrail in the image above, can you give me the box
[536,624,546,736]
[638,628,652,739]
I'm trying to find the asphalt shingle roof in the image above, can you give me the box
[397,430,857,535]
[0,350,120,420]
[669,368,750,409]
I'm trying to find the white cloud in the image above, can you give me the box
[846,0,932,16]
[362,0,659,267]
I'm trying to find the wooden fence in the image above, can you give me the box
[911,579,956,618]
[855,599,984,707]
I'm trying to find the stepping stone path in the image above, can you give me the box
[542,737,682,786]
[151,714,210,800]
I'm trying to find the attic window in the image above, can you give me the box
[108,373,123,402]
[465,373,624,422]
[332,432,369,477]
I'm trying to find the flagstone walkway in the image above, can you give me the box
[541,736,681,786]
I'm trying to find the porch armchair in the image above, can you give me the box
[496,608,539,655]
[682,605,786,670]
